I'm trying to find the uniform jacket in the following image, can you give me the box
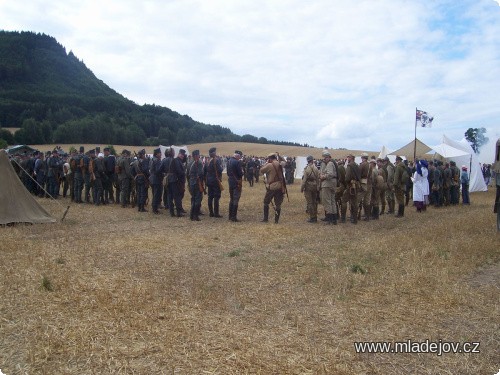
[205,157,223,185]
[149,157,163,185]
[118,156,132,180]
[188,159,204,186]
[261,160,284,191]
[319,160,338,189]
[393,161,407,190]
[227,157,243,189]
[301,163,319,191]
[345,161,360,185]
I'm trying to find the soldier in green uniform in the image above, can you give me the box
[118,149,132,207]
[358,153,372,221]
[393,155,408,217]
[383,156,396,214]
[344,154,361,224]
[319,150,338,225]
[301,155,320,223]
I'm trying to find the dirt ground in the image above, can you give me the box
[1,179,499,374]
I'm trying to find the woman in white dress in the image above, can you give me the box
[412,159,429,212]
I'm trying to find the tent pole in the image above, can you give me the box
[413,107,417,161]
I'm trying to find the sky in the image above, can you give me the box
[1,0,499,162]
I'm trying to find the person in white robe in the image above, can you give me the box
[412,159,429,212]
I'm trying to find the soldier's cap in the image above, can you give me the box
[98,152,104,158]
[33,151,40,156]
[383,156,390,161]
[346,153,355,158]
[322,150,331,157]
[138,149,145,155]
[178,149,187,155]
[153,148,161,155]
[52,148,59,154]
[450,161,456,166]
[103,147,110,152]
[209,147,216,154]
[361,152,369,159]
[376,157,384,162]
[192,149,200,157]
[122,149,130,155]
[235,150,243,156]
[395,155,403,161]
[267,152,277,159]
[79,146,85,153]
[306,155,314,162]
[369,158,376,164]
[89,149,96,154]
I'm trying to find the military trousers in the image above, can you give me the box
[394,186,405,206]
[136,178,148,206]
[120,177,131,205]
[73,173,84,203]
[168,182,184,211]
[151,182,162,212]
[92,178,103,205]
[264,188,284,211]
[320,186,337,215]
[304,187,318,219]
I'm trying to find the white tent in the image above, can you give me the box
[159,145,190,159]
[378,145,391,159]
[431,135,487,193]
[294,156,308,179]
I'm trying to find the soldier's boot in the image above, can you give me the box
[405,193,410,206]
[190,205,195,220]
[176,208,184,217]
[395,204,404,218]
[363,204,371,221]
[169,206,176,217]
[232,205,240,222]
[387,200,394,214]
[208,198,214,217]
[261,204,269,222]
[372,206,380,220]
[214,200,223,218]
[193,204,201,221]
[332,213,338,225]
[228,203,234,221]
[307,216,317,223]
[321,211,328,221]
[350,209,358,224]
[340,207,347,223]
[274,209,281,224]
[380,202,385,215]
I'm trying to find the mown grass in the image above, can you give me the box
[0,178,498,374]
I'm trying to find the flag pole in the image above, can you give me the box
[413,107,417,161]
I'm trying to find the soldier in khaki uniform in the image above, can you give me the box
[344,153,361,224]
[383,156,396,214]
[358,153,372,221]
[319,150,338,225]
[260,152,285,223]
[301,155,320,223]
[370,158,385,219]
[393,155,408,217]
[336,159,347,222]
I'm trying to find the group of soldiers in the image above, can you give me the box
[10,145,468,225]
[301,150,470,225]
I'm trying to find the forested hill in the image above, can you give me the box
[0,31,307,147]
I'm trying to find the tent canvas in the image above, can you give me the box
[0,149,56,225]
[389,138,433,159]
[159,145,190,159]
[431,135,487,193]
[294,156,308,179]
[378,145,391,159]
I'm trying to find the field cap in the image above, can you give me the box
[306,155,314,162]
[209,147,216,154]
[322,150,331,157]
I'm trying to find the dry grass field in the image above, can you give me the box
[1,151,499,374]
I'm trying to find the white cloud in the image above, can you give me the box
[1,0,500,158]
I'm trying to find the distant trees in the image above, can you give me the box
[465,127,488,154]
[0,31,309,148]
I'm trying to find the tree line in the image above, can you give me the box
[0,31,309,148]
